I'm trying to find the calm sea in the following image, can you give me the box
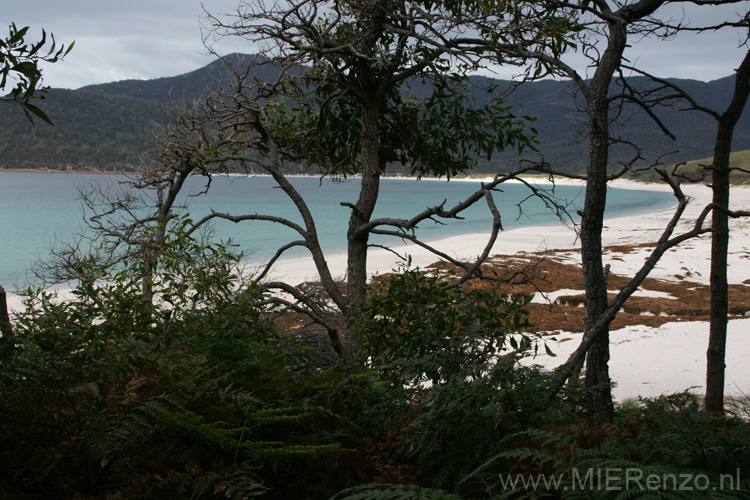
[0,172,674,287]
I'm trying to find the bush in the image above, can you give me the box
[0,227,357,498]
[459,393,750,499]
[352,267,581,493]
[4,231,748,499]
[355,266,539,386]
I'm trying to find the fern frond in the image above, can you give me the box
[330,483,462,499]
[252,406,314,425]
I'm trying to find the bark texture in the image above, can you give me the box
[0,285,13,337]
[705,51,750,413]
[574,0,667,421]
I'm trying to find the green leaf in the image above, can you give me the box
[544,342,556,357]
[22,102,54,125]
[63,40,75,57]
[8,25,29,45]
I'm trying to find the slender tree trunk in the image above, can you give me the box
[705,51,750,413]
[344,100,382,359]
[0,285,13,337]
[706,147,730,413]
[578,16,634,422]
[582,97,614,422]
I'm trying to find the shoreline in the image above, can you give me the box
[258,177,680,285]
[0,167,651,186]
[6,176,750,403]
[1,167,133,175]
[0,177,704,302]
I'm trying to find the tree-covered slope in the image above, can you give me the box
[77,53,278,102]
[0,89,165,171]
[1,54,747,173]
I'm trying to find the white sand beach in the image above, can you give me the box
[7,177,750,403]
[261,178,750,402]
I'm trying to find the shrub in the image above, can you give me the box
[355,266,539,386]
[352,267,580,493]
[0,226,355,498]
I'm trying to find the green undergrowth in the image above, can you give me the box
[2,225,749,499]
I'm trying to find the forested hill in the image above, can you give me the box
[77,54,278,102]
[1,53,747,173]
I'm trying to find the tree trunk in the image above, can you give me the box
[706,148,730,413]
[582,97,614,422]
[0,285,13,337]
[344,100,382,360]
[705,51,750,413]
[578,16,634,422]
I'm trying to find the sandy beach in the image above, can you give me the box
[7,177,750,402]
[260,177,750,402]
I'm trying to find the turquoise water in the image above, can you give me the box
[0,172,674,286]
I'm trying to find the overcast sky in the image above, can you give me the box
[3,1,749,90]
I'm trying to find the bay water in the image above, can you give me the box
[0,171,674,287]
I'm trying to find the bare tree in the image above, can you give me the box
[439,0,750,420]
[629,40,750,412]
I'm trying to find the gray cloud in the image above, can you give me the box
[3,0,246,88]
[2,1,748,89]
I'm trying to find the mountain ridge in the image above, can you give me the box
[1,54,747,173]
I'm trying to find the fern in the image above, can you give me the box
[5,216,750,499]
[252,406,316,425]
[158,408,352,461]
[163,463,269,500]
[82,395,181,465]
[330,483,463,499]
[460,424,750,500]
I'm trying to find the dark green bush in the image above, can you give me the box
[352,267,580,493]
[355,266,539,386]
[0,227,362,498]
[3,231,749,499]
[459,394,750,499]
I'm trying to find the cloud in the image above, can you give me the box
[3,0,244,89]
[3,0,748,89]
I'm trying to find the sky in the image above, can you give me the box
[2,1,749,90]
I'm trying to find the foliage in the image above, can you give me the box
[348,268,750,499]
[354,267,580,490]
[331,483,462,499]
[215,0,540,187]
[385,358,583,494]
[269,71,536,179]
[2,220,750,498]
[460,393,750,499]
[0,224,364,498]
[387,75,537,179]
[1,23,73,124]
[356,266,538,386]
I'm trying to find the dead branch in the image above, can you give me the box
[549,168,718,394]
